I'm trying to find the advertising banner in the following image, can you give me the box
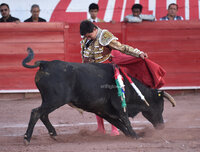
[0,0,200,22]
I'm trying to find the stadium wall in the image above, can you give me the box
[0,21,200,93]
[1,0,200,22]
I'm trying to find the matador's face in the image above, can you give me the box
[84,28,98,40]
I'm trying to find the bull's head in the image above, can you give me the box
[141,91,176,130]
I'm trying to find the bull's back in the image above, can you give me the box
[72,62,116,106]
[35,61,116,109]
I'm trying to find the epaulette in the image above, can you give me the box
[99,30,118,46]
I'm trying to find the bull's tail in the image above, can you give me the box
[22,47,41,68]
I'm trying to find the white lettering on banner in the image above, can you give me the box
[121,0,127,21]
[199,0,200,19]
[185,0,190,20]
[66,0,98,12]
[104,0,116,22]
[0,0,199,22]
[148,0,156,16]
[135,0,140,4]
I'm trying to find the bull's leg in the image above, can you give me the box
[24,106,43,144]
[104,116,130,136]
[104,112,138,138]
[118,111,138,138]
[40,114,57,138]
[109,97,138,138]
[24,99,67,145]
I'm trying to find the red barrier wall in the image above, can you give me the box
[0,23,66,90]
[0,21,200,91]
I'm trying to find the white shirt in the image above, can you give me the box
[88,17,104,23]
[125,14,155,22]
[88,18,98,22]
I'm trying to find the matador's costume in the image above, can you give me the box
[81,27,166,88]
[80,27,166,135]
[80,27,145,136]
[81,28,144,63]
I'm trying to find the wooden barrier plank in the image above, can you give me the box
[96,22,122,33]
[165,73,200,86]
[0,43,64,54]
[0,71,37,90]
[148,51,200,63]
[0,22,65,32]
[0,54,64,69]
[162,64,200,73]
[126,40,200,52]
[126,29,200,41]
[0,22,200,90]
[67,53,82,62]
[0,31,64,43]
[125,21,200,30]
[0,23,66,90]
[1,70,199,89]
[68,23,80,33]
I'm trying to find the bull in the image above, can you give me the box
[22,48,176,145]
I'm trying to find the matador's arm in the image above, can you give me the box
[108,39,144,57]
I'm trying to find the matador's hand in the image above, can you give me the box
[139,53,148,59]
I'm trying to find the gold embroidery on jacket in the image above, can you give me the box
[81,37,111,63]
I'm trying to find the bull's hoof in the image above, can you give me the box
[155,124,165,130]
[135,135,139,139]
[23,138,30,146]
[23,134,30,146]
[49,132,57,140]
[50,135,58,140]
[130,134,139,139]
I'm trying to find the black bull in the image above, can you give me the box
[22,48,176,144]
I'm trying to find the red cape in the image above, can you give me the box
[111,50,166,89]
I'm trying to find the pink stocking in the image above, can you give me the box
[96,115,105,134]
[111,125,119,136]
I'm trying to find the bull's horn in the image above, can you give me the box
[163,91,176,107]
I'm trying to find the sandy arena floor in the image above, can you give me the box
[0,93,200,152]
